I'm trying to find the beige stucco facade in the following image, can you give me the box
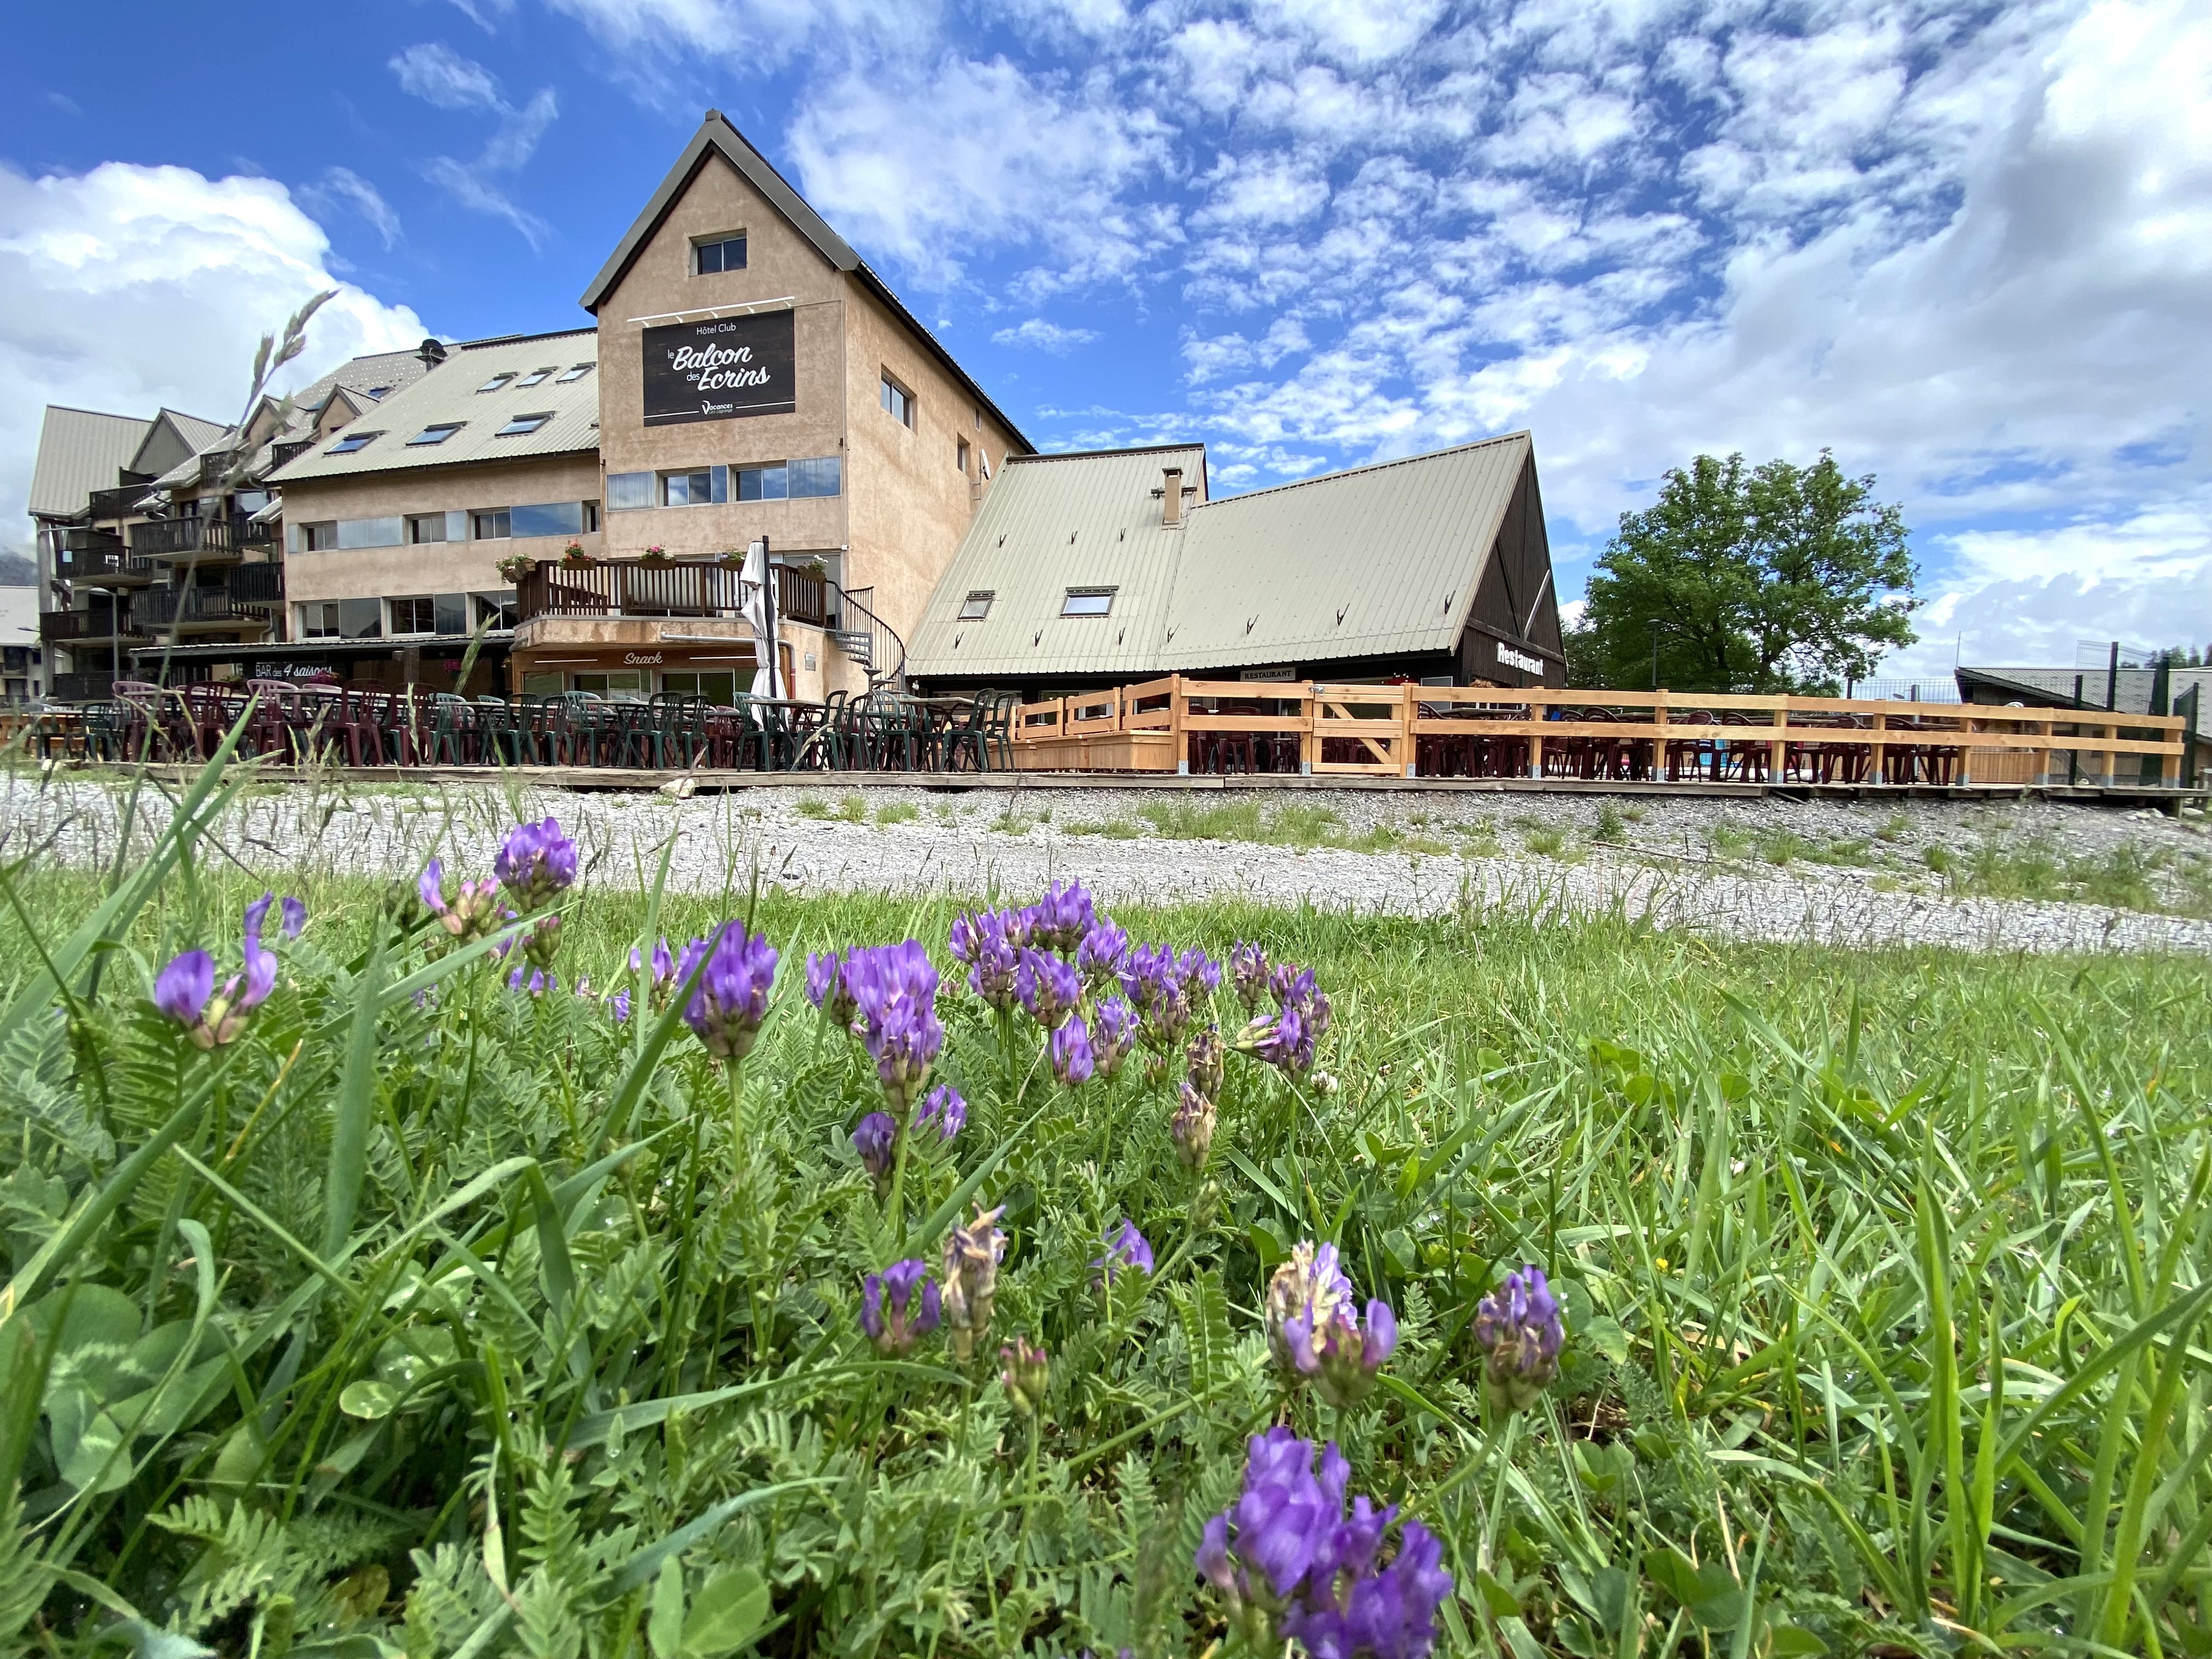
[279,454,605,605]
[584,140,1028,659]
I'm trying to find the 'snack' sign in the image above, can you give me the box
[642,312,796,426]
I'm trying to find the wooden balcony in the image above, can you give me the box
[136,585,272,633]
[127,513,278,563]
[56,536,162,585]
[41,609,141,644]
[514,558,830,627]
[87,479,156,520]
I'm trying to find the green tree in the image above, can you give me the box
[1571,450,1919,692]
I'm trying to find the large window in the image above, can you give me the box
[336,517,404,550]
[298,601,338,639]
[475,592,519,630]
[472,509,511,541]
[606,471,652,511]
[337,597,382,640]
[512,501,587,538]
[408,514,448,545]
[661,669,742,704]
[881,374,913,427]
[693,234,747,274]
[662,470,716,506]
[435,593,470,634]
[301,523,338,552]
[389,596,436,635]
[737,457,840,500]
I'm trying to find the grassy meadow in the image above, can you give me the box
[2,760,2210,1659]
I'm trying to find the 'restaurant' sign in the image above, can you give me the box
[642,312,795,426]
[1495,641,1547,676]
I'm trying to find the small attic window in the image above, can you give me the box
[515,366,557,387]
[1061,587,1115,617]
[476,372,515,393]
[365,386,391,399]
[326,430,381,456]
[556,363,595,383]
[407,422,464,447]
[694,234,747,274]
[958,590,994,620]
[497,412,554,437]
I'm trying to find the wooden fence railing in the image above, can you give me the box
[1006,680,2196,786]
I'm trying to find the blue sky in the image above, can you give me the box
[4,0,2208,674]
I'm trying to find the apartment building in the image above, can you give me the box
[30,110,1036,703]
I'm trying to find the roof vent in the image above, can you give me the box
[1162,467,1184,527]
[417,338,449,369]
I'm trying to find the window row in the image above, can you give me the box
[605,456,842,510]
[953,588,1116,620]
[293,501,599,552]
[296,591,518,641]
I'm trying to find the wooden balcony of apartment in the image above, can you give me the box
[127,512,279,565]
[41,607,144,645]
[56,531,161,586]
[87,478,156,521]
[514,556,831,627]
[136,584,273,635]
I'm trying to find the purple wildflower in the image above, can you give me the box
[1093,1219,1155,1285]
[1125,944,1218,1051]
[608,989,631,1023]
[1081,997,1131,1080]
[1075,919,1130,985]
[492,817,578,909]
[1014,948,1081,1029]
[806,948,860,1028]
[1027,879,1096,952]
[153,894,287,1048]
[1255,1005,1316,1077]
[279,897,307,939]
[1263,1242,1356,1374]
[844,940,943,1110]
[854,1110,899,1193]
[916,1084,966,1142]
[1187,1023,1225,1099]
[1474,1265,1565,1414]
[1284,1295,1398,1410]
[507,964,556,997]
[953,910,1022,1011]
[860,1259,941,1357]
[941,1204,1007,1364]
[153,950,215,1031]
[1195,1428,1452,1659]
[418,859,501,941]
[629,938,676,1001]
[1230,941,1270,1011]
[677,922,780,1064]
[1049,1015,1095,1086]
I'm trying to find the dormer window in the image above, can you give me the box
[515,366,556,387]
[476,372,515,393]
[694,234,747,274]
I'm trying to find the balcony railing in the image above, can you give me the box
[128,513,278,561]
[51,672,116,703]
[137,586,263,629]
[56,541,162,584]
[270,438,313,470]
[88,481,156,520]
[229,563,285,605]
[41,609,138,644]
[514,558,830,627]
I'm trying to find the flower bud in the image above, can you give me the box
[999,1334,1049,1415]
[1172,1082,1217,1171]
[1186,1023,1225,1100]
[1474,1265,1564,1415]
[941,1204,1008,1365]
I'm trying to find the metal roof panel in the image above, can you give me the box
[28,406,153,518]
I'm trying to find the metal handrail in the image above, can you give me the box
[831,584,906,690]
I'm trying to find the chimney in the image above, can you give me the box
[1162,466,1184,526]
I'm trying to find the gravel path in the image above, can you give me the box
[6,774,2210,955]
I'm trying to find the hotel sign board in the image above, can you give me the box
[642,312,795,426]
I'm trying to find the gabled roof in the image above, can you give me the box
[130,409,230,479]
[288,346,437,416]
[1957,663,2212,717]
[907,443,1207,680]
[1163,433,1533,670]
[909,433,1552,681]
[269,329,601,485]
[579,110,1032,454]
[28,406,151,518]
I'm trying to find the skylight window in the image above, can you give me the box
[497,412,554,437]
[515,366,556,387]
[958,591,994,620]
[407,422,465,447]
[326,430,382,456]
[1061,588,1115,617]
[365,386,391,398]
[555,363,595,383]
[476,373,515,393]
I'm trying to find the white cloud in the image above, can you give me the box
[389,42,506,112]
[0,161,425,544]
[991,318,1098,351]
[787,55,1167,287]
[302,167,403,250]
[391,45,559,245]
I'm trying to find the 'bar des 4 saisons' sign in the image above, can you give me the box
[642,312,795,426]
